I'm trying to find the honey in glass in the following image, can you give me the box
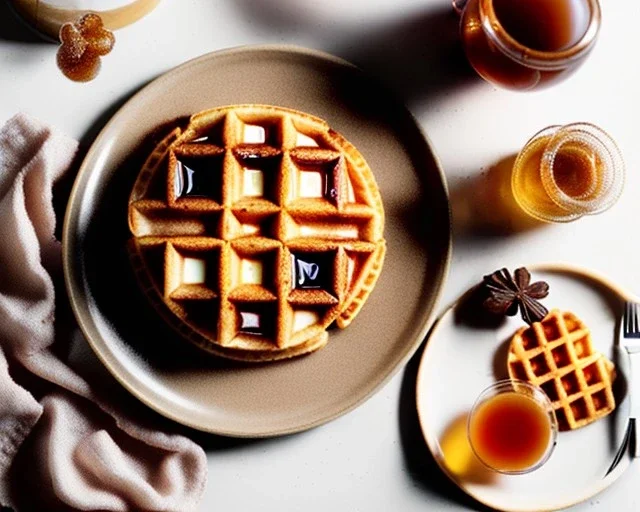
[511,123,625,223]
[459,0,600,90]
[468,380,558,474]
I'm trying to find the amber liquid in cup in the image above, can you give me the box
[511,123,625,223]
[459,0,600,90]
[468,380,558,474]
[469,393,551,472]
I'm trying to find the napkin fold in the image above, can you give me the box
[0,113,207,511]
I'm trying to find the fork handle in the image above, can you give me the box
[628,352,640,457]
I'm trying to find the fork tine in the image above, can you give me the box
[625,302,631,335]
[624,302,629,334]
[624,301,640,337]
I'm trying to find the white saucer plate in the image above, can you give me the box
[416,264,632,512]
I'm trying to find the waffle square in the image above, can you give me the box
[507,309,616,430]
[128,105,386,362]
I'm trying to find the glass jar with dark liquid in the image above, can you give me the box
[454,0,601,90]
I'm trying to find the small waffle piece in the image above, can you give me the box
[507,309,616,430]
[128,105,386,362]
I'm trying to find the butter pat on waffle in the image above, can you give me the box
[507,309,616,431]
[128,105,386,362]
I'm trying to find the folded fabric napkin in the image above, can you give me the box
[0,114,207,511]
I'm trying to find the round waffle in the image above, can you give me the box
[128,104,386,362]
[507,309,616,431]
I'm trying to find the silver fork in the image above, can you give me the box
[606,301,640,476]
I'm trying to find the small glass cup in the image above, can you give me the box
[467,380,558,475]
[454,0,601,91]
[511,123,625,223]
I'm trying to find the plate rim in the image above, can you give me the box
[415,262,633,512]
[62,44,453,437]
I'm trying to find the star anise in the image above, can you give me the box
[482,267,549,325]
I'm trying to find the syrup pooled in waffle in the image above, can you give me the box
[507,309,616,430]
[128,105,386,362]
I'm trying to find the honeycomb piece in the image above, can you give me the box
[57,13,115,82]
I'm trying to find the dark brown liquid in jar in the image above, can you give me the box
[461,0,594,90]
[493,0,589,51]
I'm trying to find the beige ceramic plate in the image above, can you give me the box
[416,264,634,511]
[63,45,451,437]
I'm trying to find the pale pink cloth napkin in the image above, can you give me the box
[0,113,207,511]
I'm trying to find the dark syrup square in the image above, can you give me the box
[183,300,218,337]
[570,397,588,421]
[591,389,608,411]
[582,362,600,386]
[174,155,222,201]
[555,408,568,430]
[237,304,276,337]
[542,318,561,342]
[529,352,550,377]
[291,252,333,290]
[190,122,224,145]
[561,372,580,395]
[551,344,571,368]
[540,379,560,402]
[521,327,539,350]
[509,360,528,381]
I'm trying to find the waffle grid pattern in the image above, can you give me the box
[508,309,615,430]
[128,105,386,361]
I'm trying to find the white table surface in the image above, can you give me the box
[1,0,638,510]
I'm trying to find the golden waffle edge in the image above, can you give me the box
[128,104,386,362]
[507,309,616,430]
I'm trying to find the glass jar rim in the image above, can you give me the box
[479,0,601,70]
